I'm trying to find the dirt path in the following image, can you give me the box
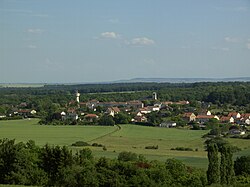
[87,124,121,143]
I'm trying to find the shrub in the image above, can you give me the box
[145,145,158,149]
[92,143,103,147]
[71,141,90,147]
[171,147,193,151]
[118,151,138,162]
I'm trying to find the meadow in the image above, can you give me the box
[1,119,250,169]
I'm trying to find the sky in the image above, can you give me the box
[0,0,250,83]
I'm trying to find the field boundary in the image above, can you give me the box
[87,124,121,143]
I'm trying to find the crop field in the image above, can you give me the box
[1,119,250,169]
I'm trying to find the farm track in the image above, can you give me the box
[87,124,121,143]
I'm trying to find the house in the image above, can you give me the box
[132,116,147,122]
[244,118,250,125]
[241,113,250,119]
[159,122,177,128]
[106,107,120,117]
[174,101,189,105]
[0,114,6,118]
[182,112,196,122]
[220,116,234,123]
[139,107,152,114]
[229,129,246,135]
[67,108,76,113]
[228,112,241,119]
[163,101,173,106]
[67,113,79,121]
[147,106,160,112]
[86,100,99,109]
[240,117,250,125]
[30,110,37,115]
[135,112,143,117]
[85,114,99,122]
[196,115,219,124]
[126,100,144,108]
[18,109,32,117]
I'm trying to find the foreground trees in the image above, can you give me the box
[0,138,249,186]
[206,138,235,186]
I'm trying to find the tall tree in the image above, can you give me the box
[207,143,220,185]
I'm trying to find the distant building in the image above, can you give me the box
[106,107,120,117]
[183,112,196,122]
[159,122,177,128]
[76,90,80,103]
[152,92,157,100]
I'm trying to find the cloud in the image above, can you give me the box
[28,44,37,49]
[101,32,120,39]
[26,29,44,34]
[130,37,155,46]
[224,37,240,43]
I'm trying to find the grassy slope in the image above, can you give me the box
[1,119,250,169]
[0,119,116,146]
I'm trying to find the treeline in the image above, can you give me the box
[0,82,250,110]
[0,138,250,186]
[0,139,207,187]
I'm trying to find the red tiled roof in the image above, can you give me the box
[196,115,214,119]
[85,114,98,118]
[183,112,195,117]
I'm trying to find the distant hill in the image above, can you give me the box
[113,77,250,83]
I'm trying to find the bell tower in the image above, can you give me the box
[76,90,80,103]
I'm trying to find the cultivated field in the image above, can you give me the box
[1,119,250,168]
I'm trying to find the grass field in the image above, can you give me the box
[1,119,250,169]
[0,119,117,146]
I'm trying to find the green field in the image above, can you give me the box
[1,119,250,169]
[0,119,117,146]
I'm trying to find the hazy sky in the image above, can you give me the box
[1,0,250,83]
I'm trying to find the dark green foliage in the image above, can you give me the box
[71,141,90,147]
[98,115,115,126]
[40,144,73,185]
[0,139,47,185]
[220,145,227,184]
[0,138,247,186]
[145,145,158,149]
[75,148,94,164]
[92,142,103,147]
[118,151,138,162]
[171,147,193,151]
[207,143,220,185]
[234,156,250,176]
[114,112,131,124]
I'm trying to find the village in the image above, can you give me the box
[1,91,250,137]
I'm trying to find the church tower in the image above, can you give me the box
[152,92,157,100]
[76,90,80,103]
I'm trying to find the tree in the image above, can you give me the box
[207,143,220,185]
[234,156,250,176]
[114,113,131,124]
[98,115,115,126]
[118,151,138,162]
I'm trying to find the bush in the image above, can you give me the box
[171,147,193,151]
[145,145,158,149]
[118,151,138,162]
[71,141,90,147]
[92,143,103,147]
